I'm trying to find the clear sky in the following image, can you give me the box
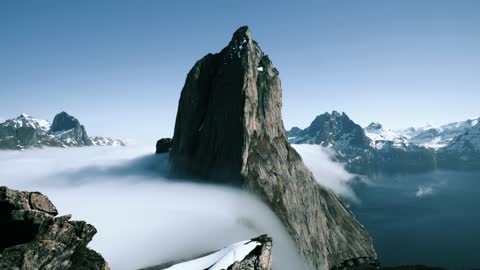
[2,0,479,144]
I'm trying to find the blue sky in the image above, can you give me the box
[1,0,479,144]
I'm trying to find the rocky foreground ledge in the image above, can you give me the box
[142,235,272,270]
[0,186,109,270]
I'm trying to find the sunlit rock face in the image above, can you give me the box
[0,186,109,270]
[170,26,376,269]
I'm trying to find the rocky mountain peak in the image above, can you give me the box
[366,122,383,132]
[169,26,376,269]
[51,111,81,132]
[231,25,251,42]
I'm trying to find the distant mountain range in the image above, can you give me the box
[0,112,125,150]
[288,111,480,175]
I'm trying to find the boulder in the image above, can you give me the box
[155,138,172,154]
[0,186,109,270]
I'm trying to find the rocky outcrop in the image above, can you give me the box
[49,111,93,146]
[169,26,376,269]
[0,186,109,270]
[155,138,172,154]
[0,112,124,150]
[50,112,82,133]
[331,257,380,270]
[228,235,272,270]
[143,235,272,270]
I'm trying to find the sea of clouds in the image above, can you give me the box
[0,145,307,269]
[0,143,360,269]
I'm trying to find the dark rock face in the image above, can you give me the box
[331,257,380,270]
[286,126,302,138]
[49,112,93,146]
[50,111,81,132]
[0,186,109,270]
[170,26,376,269]
[155,138,172,154]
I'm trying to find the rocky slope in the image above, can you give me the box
[0,112,124,150]
[0,186,109,270]
[169,26,376,269]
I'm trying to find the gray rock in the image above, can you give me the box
[155,138,172,154]
[228,235,272,270]
[0,186,109,270]
[169,26,376,269]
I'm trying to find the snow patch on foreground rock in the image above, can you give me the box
[158,235,272,270]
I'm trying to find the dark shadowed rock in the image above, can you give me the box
[50,112,93,146]
[169,26,376,269]
[331,257,380,270]
[50,111,81,132]
[0,186,109,270]
[155,138,172,154]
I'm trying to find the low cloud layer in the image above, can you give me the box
[416,185,434,197]
[0,146,305,270]
[292,144,359,202]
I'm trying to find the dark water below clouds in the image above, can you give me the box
[351,171,480,269]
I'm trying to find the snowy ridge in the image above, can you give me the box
[165,238,264,270]
[3,114,51,132]
[396,117,480,149]
[364,122,409,150]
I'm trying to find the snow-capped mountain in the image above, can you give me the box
[397,118,480,149]
[287,111,480,174]
[0,112,125,150]
[287,111,436,175]
[364,122,410,150]
[437,122,480,169]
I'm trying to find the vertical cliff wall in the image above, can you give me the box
[170,26,376,269]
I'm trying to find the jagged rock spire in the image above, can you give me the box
[169,26,376,269]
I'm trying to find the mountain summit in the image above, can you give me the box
[50,111,82,132]
[169,26,376,269]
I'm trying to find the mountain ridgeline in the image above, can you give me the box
[288,111,480,175]
[168,26,376,269]
[0,112,125,150]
